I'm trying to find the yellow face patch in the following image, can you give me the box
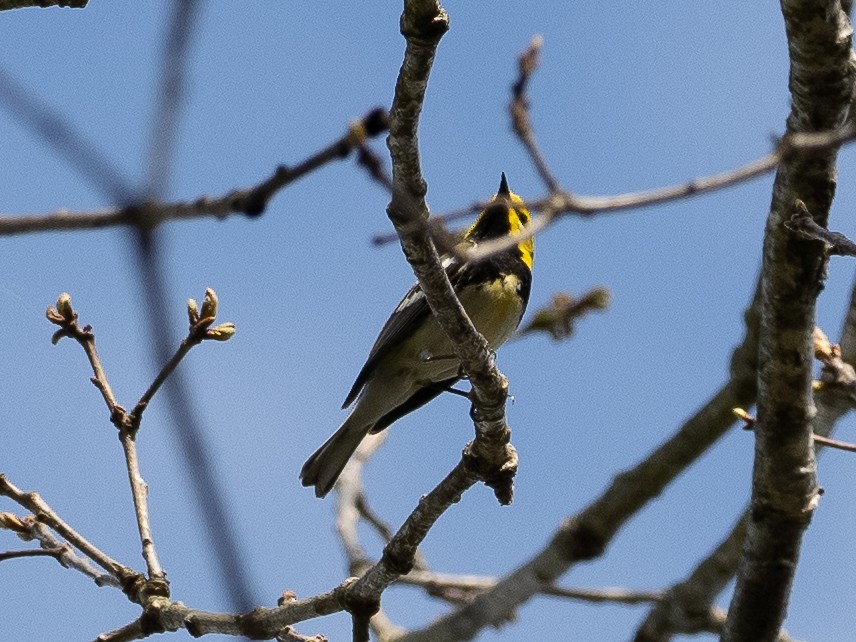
[506,197,534,271]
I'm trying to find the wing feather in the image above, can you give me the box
[342,256,466,407]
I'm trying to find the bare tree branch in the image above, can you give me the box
[384,0,516,510]
[399,569,666,605]
[0,474,142,596]
[397,285,760,642]
[634,273,856,641]
[0,545,66,562]
[0,107,389,236]
[723,1,854,638]
[509,35,558,192]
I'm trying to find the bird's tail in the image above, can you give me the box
[300,417,370,498]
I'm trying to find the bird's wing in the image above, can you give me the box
[342,255,465,408]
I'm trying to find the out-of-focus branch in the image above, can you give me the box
[634,513,748,641]
[514,288,611,342]
[400,569,665,605]
[0,65,135,202]
[722,1,854,639]
[0,108,389,236]
[0,0,86,8]
[510,35,558,192]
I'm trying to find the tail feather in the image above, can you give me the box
[300,418,370,498]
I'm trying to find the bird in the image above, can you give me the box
[300,174,533,497]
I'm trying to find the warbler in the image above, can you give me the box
[300,174,533,497]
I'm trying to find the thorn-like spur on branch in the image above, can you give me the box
[785,199,856,256]
[811,433,856,453]
[515,288,611,341]
[0,107,389,236]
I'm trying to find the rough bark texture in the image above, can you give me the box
[723,2,855,641]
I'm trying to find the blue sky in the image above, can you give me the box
[2,3,855,641]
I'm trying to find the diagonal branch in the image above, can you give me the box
[0,107,389,236]
[0,474,142,597]
[396,283,760,642]
[635,267,856,641]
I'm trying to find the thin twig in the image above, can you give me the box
[45,290,235,589]
[400,569,665,605]
[45,294,124,421]
[391,120,856,266]
[25,520,121,587]
[0,546,66,562]
[510,35,558,192]
[0,474,141,594]
[128,289,233,427]
[0,108,389,236]
[734,408,856,454]
[45,294,166,583]
[811,433,856,453]
[461,150,781,263]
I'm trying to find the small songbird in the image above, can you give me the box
[300,174,533,497]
